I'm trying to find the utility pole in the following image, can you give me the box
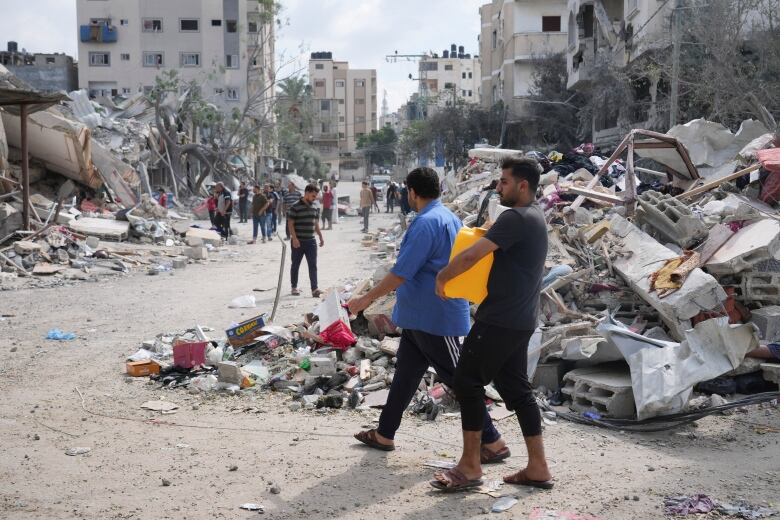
[386,51,431,121]
[669,0,683,128]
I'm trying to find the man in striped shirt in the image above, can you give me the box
[283,181,302,240]
[288,184,325,297]
[348,167,508,460]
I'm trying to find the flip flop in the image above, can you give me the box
[503,469,554,490]
[354,429,395,452]
[430,468,484,492]
[481,445,511,464]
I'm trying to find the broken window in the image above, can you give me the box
[180,19,199,32]
[142,19,162,32]
[89,52,110,66]
[542,16,561,32]
[143,52,163,67]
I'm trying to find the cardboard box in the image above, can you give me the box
[173,341,207,369]
[226,315,267,347]
[126,360,160,377]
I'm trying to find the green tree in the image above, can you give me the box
[275,76,329,178]
[357,127,398,169]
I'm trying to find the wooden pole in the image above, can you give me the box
[20,104,30,231]
[676,163,761,200]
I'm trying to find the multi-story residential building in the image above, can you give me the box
[1,41,78,92]
[479,0,568,116]
[76,0,275,112]
[418,44,481,111]
[308,52,377,179]
[566,0,674,144]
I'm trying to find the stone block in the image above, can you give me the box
[532,361,569,391]
[185,228,221,247]
[13,240,41,255]
[705,219,780,275]
[751,306,780,342]
[608,215,726,340]
[761,363,780,385]
[187,236,204,247]
[217,361,243,385]
[636,191,708,249]
[309,356,337,376]
[172,256,188,269]
[185,246,208,260]
[739,272,780,305]
[363,293,399,339]
[561,365,636,419]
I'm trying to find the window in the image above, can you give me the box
[355,98,365,105]
[491,30,497,49]
[143,86,154,95]
[338,99,344,104]
[355,80,365,87]
[214,87,224,94]
[226,20,237,33]
[180,52,200,67]
[225,54,239,68]
[338,132,345,139]
[120,19,129,26]
[89,52,110,66]
[180,19,199,32]
[444,64,453,71]
[462,72,466,79]
[315,64,324,70]
[320,100,330,110]
[468,90,473,97]
[542,16,561,32]
[122,88,131,95]
[462,90,466,96]
[468,72,472,79]
[143,52,164,67]
[226,87,240,101]
[444,82,455,89]
[420,62,438,72]
[142,18,162,32]
[335,80,345,88]
[339,116,345,122]
[120,53,130,61]
[248,21,258,33]
[45,57,56,64]
[211,19,222,26]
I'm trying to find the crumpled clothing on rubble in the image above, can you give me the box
[664,494,716,515]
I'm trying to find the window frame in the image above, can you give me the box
[179,18,200,33]
[180,52,201,67]
[542,16,562,32]
[225,54,239,69]
[142,18,163,33]
[88,52,110,66]
[142,51,164,67]
[225,87,240,101]
[225,20,238,33]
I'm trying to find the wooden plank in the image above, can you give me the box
[676,163,761,200]
[566,186,623,204]
[633,142,677,149]
[625,139,637,216]
[569,132,632,211]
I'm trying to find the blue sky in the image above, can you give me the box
[0,0,485,112]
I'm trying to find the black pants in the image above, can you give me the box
[290,238,317,290]
[238,201,248,222]
[208,210,215,226]
[215,213,231,238]
[454,321,541,437]
[377,328,501,443]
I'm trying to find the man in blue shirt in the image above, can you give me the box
[348,167,508,461]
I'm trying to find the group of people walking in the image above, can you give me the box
[349,159,554,492]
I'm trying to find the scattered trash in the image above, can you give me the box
[46,329,76,341]
[140,400,179,413]
[239,503,264,512]
[529,509,603,520]
[491,496,518,513]
[228,294,257,309]
[65,447,91,456]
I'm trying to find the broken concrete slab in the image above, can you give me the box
[561,365,636,419]
[172,256,188,269]
[636,191,708,248]
[0,203,22,237]
[363,293,399,339]
[185,246,208,260]
[739,271,780,305]
[750,306,780,342]
[608,214,726,340]
[705,219,780,275]
[68,218,130,240]
[13,240,41,255]
[185,227,221,247]
[761,363,780,385]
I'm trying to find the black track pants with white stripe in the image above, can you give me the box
[376,328,502,443]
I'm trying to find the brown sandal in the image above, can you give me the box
[430,468,483,492]
[354,429,395,451]
[503,469,554,490]
[481,445,511,464]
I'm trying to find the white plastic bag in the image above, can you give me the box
[228,294,256,308]
[190,374,217,392]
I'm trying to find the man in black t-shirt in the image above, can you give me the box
[238,182,249,223]
[431,156,552,492]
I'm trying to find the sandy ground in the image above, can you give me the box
[1,182,779,519]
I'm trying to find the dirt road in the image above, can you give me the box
[1,183,778,519]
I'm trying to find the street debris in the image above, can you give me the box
[46,329,76,341]
[64,447,91,456]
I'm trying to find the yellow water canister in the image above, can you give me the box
[443,226,494,304]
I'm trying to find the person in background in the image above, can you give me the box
[370,183,380,213]
[321,184,334,230]
[265,184,279,237]
[283,181,302,240]
[207,189,217,227]
[288,184,325,297]
[248,185,269,244]
[157,187,168,209]
[238,181,249,223]
[214,182,233,238]
[432,157,551,492]
[360,181,374,234]
[386,182,397,213]
[399,182,410,215]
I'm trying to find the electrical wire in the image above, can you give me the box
[543,391,780,433]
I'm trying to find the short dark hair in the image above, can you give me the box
[406,167,440,199]
[304,184,320,194]
[500,156,542,192]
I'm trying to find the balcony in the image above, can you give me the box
[510,32,568,61]
[80,24,118,43]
